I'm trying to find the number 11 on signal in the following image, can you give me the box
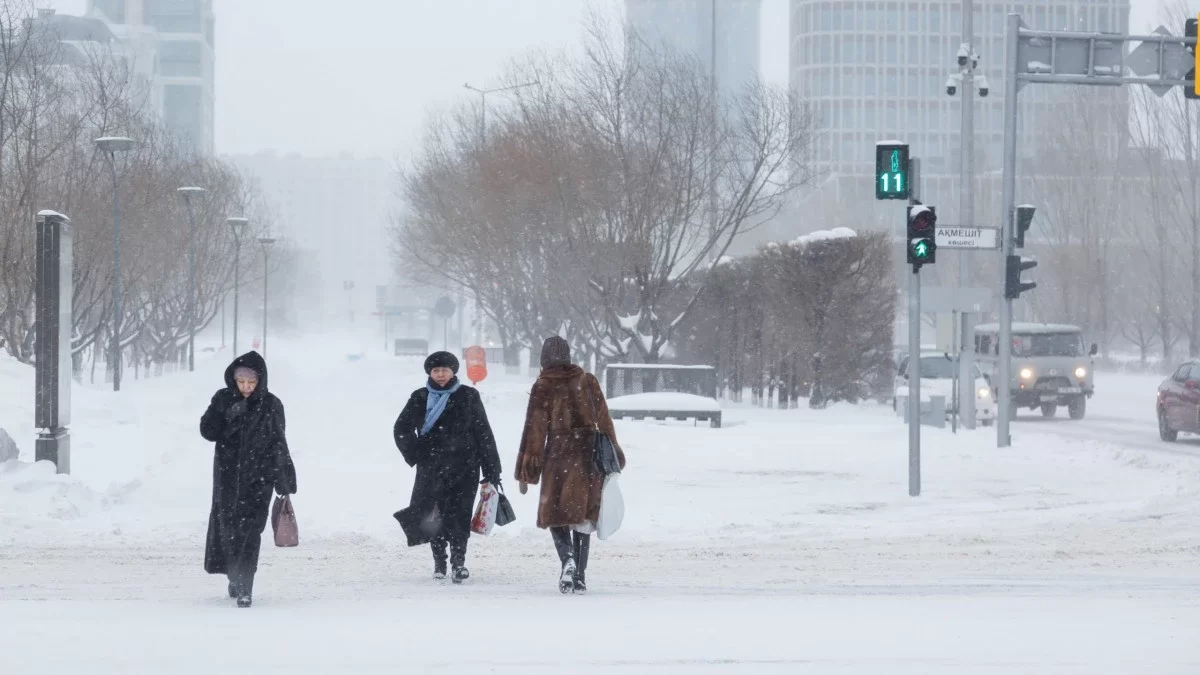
[880,171,904,194]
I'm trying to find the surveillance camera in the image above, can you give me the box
[977,76,990,97]
[945,75,958,96]
[957,43,970,67]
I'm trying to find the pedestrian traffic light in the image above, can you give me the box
[1014,204,1036,248]
[906,205,937,268]
[1186,16,1199,100]
[1005,254,1037,299]
[875,142,910,200]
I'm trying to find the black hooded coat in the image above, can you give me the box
[199,351,297,575]
[393,381,502,544]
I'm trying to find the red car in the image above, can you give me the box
[1157,361,1200,441]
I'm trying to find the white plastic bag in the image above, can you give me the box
[471,482,498,535]
[596,474,624,540]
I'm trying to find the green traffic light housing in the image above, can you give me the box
[1005,254,1037,299]
[906,205,937,268]
[1015,204,1036,248]
[1187,17,1199,100]
[875,142,910,200]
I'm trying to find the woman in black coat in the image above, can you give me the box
[199,351,297,608]
[393,351,501,583]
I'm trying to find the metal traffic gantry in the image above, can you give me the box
[995,14,1199,447]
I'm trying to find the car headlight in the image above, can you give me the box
[1074,366,1087,379]
[977,387,990,398]
[1020,367,1034,380]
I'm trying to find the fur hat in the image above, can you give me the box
[424,351,460,374]
[540,336,571,369]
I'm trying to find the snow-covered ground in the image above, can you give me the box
[2,337,1199,673]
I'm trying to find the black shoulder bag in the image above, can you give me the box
[582,374,621,476]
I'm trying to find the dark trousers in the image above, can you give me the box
[431,530,469,568]
[550,527,591,578]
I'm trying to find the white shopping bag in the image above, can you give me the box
[596,474,624,540]
[471,482,498,535]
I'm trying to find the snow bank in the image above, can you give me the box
[607,392,721,412]
[793,227,857,246]
[0,427,18,462]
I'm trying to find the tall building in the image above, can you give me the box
[786,0,1130,234]
[625,0,762,99]
[222,151,398,326]
[88,0,215,156]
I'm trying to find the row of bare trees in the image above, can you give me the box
[0,1,279,381]
[673,232,896,407]
[394,18,817,370]
[1010,80,1200,369]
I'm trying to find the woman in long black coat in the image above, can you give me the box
[394,351,501,583]
[199,351,297,608]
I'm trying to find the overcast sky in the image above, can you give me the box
[45,0,1160,160]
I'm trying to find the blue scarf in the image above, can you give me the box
[421,378,462,436]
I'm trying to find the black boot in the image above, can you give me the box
[573,532,591,593]
[431,537,448,580]
[551,527,575,594]
[238,569,255,608]
[449,534,468,584]
[230,563,253,608]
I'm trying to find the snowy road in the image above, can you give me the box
[1011,371,1200,458]
[2,343,1200,673]
[3,539,1199,674]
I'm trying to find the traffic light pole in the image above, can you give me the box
[907,264,921,497]
[907,171,923,498]
[997,13,1020,448]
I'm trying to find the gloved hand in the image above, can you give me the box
[519,481,528,495]
[225,399,247,422]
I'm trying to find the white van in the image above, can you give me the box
[974,323,1097,419]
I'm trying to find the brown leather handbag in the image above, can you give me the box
[271,495,299,547]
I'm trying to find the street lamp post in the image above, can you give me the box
[463,80,537,345]
[258,236,275,358]
[177,187,206,372]
[95,136,134,392]
[227,217,249,354]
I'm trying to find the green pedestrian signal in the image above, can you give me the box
[875,142,910,200]
[906,204,937,269]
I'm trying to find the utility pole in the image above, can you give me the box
[227,217,249,355]
[463,79,537,345]
[709,0,720,259]
[177,187,206,372]
[959,0,976,291]
[95,136,134,391]
[946,0,990,429]
[259,236,276,358]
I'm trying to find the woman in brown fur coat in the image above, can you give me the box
[516,336,626,593]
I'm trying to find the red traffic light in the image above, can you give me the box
[909,207,936,233]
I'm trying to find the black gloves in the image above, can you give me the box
[226,399,247,420]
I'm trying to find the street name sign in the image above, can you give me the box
[935,226,999,250]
